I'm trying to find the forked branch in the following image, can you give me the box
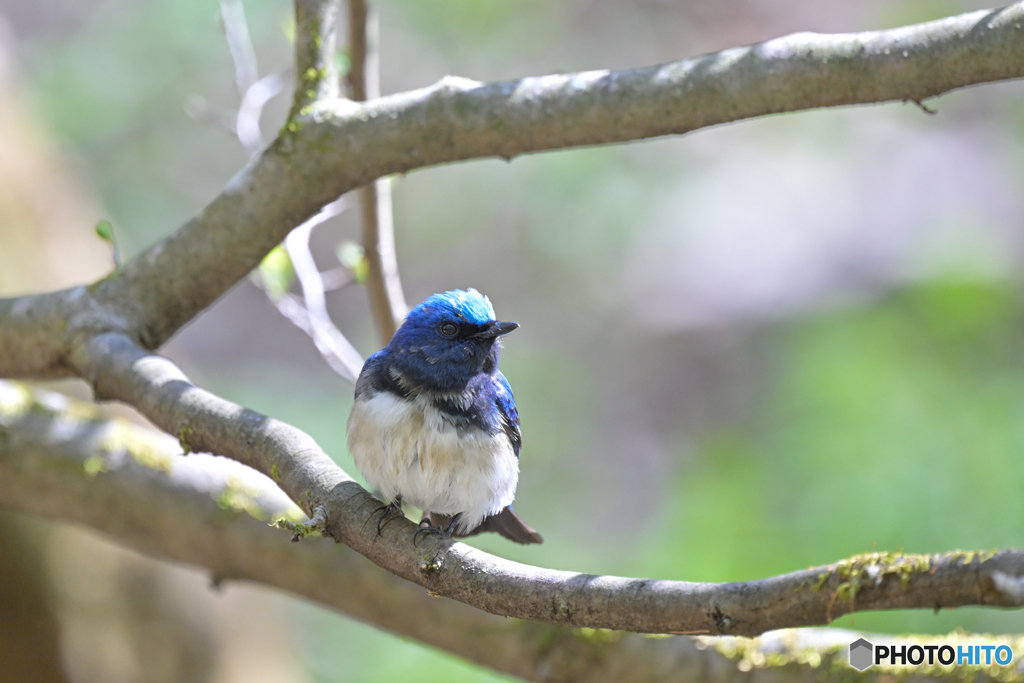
[3,4,1022,377]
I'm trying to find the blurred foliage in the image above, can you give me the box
[257,245,295,300]
[640,278,1024,635]
[336,240,368,284]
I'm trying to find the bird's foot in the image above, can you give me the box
[371,497,404,537]
[414,513,460,545]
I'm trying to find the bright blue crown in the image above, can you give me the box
[414,289,495,325]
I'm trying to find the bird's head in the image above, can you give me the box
[384,289,518,392]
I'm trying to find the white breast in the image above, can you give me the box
[347,391,519,534]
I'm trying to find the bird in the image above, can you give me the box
[347,288,543,545]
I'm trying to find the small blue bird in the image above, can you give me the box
[347,289,543,544]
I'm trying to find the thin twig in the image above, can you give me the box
[249,195,363,382]
[319,267,353,291]
[283,197,350,321]
[219,0,259,96]
[358,180,405,343]
[347,0,407,344]
[282,197,364,382]
[270,0,364,376]
[345,0,372,101]
[182,95,238,133]
[237,72,284,155]
[254,290,361,381]
[218,0,362,377]
[219,0,286,155]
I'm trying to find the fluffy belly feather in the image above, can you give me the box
[347,391,518,534]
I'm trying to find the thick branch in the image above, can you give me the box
[0,382,1016,683]
[3,4,1020,371]
[299,4,1024,180]
[65,335,1024,637]
[69,333,349,509]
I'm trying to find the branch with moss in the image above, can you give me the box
[0,0,1023,658]
[60,333,1024,637]
[292,0,341,111]
[1,381,1020,683]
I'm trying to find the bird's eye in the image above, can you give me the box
[439,322,459,338]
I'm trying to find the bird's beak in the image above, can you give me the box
[473,320,519,339]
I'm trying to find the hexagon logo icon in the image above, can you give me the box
[849,638,873,671]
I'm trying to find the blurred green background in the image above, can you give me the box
[2,0,1023,680]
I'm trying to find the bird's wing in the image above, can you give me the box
[494,371,521,458]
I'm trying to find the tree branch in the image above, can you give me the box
[63,333,1024,637]
[0,381,1016,682]
[292,0,342,110]
[280,196,365,381]
[298,3,1024,178]
[346,0,407,342]
[212,0,364,379]
[219,0,259,97]
[2,0,1024,652]
[218,0,284,155]
[3,4,1021,375]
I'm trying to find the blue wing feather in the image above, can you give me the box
[494,371,521,458]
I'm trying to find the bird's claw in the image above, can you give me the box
[412,523,443,545]
[413,514,460,546]
[372,498,403,537]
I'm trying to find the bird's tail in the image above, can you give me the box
[427,507,543,544]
